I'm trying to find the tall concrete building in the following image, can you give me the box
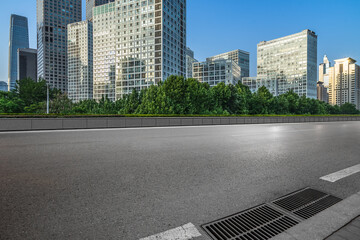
[257,30,318,98]
[186,47,197,79]
[86,0,115,20]
[68,21,93,102]
[17,48,37,81]
[242,77,278,96]
[317,81,329,103]
[93,0,186,101]
[37,0,82,93]
[207,50,250,78]
[8,14,29,91]
[329,58,360,109]
[193,59,241,87]
[0,81,8,92]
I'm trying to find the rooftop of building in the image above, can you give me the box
[258,29,317,46]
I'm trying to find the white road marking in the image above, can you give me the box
[139,223,202,240]
[320,164,360,183]
[0,122,310,134]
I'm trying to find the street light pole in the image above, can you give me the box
[46,84,49,114]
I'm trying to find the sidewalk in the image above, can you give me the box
[326,216,360,240]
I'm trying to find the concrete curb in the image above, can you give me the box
[0,116,359,132]
[271,191,360,240]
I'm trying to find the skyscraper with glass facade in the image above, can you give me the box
[186,47,197,79]
[8,14,29,91]
[257,30,318,98]
[86,0,115,20]
[207,50,250,79]
[37,0,82,93]
[93,0,186,101]
[68,21,93,102]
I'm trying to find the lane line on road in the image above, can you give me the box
[320,164,360,183]
[139,223,202,240]
[0,122,332,134]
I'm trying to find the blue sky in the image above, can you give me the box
[1,0,360,83]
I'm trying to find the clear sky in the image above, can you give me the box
[1,0,360,83]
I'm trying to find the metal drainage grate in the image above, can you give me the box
[202,204,299,240]
[272,188,342,219]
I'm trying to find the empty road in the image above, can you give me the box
[1,122,360,239]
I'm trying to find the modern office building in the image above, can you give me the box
[257,29,318,98]
[8,14,29,91]
[68,21,93,102]
[17,48,37,81]
[328,58,360,109]
[193,59,241,87]
[242,77,278,96]
[0,81,8,92]
[93,0,186,101]
[318,55,331,103]
[186,47,197,78]
[207,49,250,78]
[317,81,329,103]
[86,0,115,20]
[37,0,82,93]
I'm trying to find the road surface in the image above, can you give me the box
[1,122,360,239]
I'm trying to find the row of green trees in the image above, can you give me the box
[1,76,359,115]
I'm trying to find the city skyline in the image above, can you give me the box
[1,0,360,84]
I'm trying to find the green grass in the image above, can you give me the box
[0,113,359,118]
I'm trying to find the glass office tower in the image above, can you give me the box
[8,14,29,91]
[37,0,82,93]
[86,0,115,20]
[68,21,93,102]
[257,30,318,99]
[207,50,250,78]
[93,0,186,101]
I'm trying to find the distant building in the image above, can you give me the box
[193,59,241,87]
[0,81,8,92]
[8,14,29,91]
[17,48,37,81]
[68,21,93,102]
[186,47,197,79]
[242,77,278,96]
[329,58,360,109]
[257,29,318,98]
[86,0,115,21]
[207,49,250,78]
[317,81,329,103]
[37,0,82,92]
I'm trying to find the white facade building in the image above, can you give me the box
[67,21,93,102]
[257,30,318,98]
[192,59,241,87]
[92,0,186,101]
[242,77,278,96]
[329,58,360,109]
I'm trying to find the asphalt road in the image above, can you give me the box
[1,122,360,240]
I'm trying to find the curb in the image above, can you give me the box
[271,191,360,240]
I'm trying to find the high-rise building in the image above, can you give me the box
[186,47,197,79]
[257,30,318,98]
[8,14,29,91]
[318,55,331,103]
[93,0,186,101]
[207,50,250,78]
[329,58,360,109]
[68,21,93,102]
[0,81,8,92]
[17,48,37,82]
[193,59,241,87]
[86,0,115,20]
[37,0,82,93]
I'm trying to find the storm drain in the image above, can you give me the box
[202,188,342,240]
[202,205,299,240]
[272,188,342,219]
